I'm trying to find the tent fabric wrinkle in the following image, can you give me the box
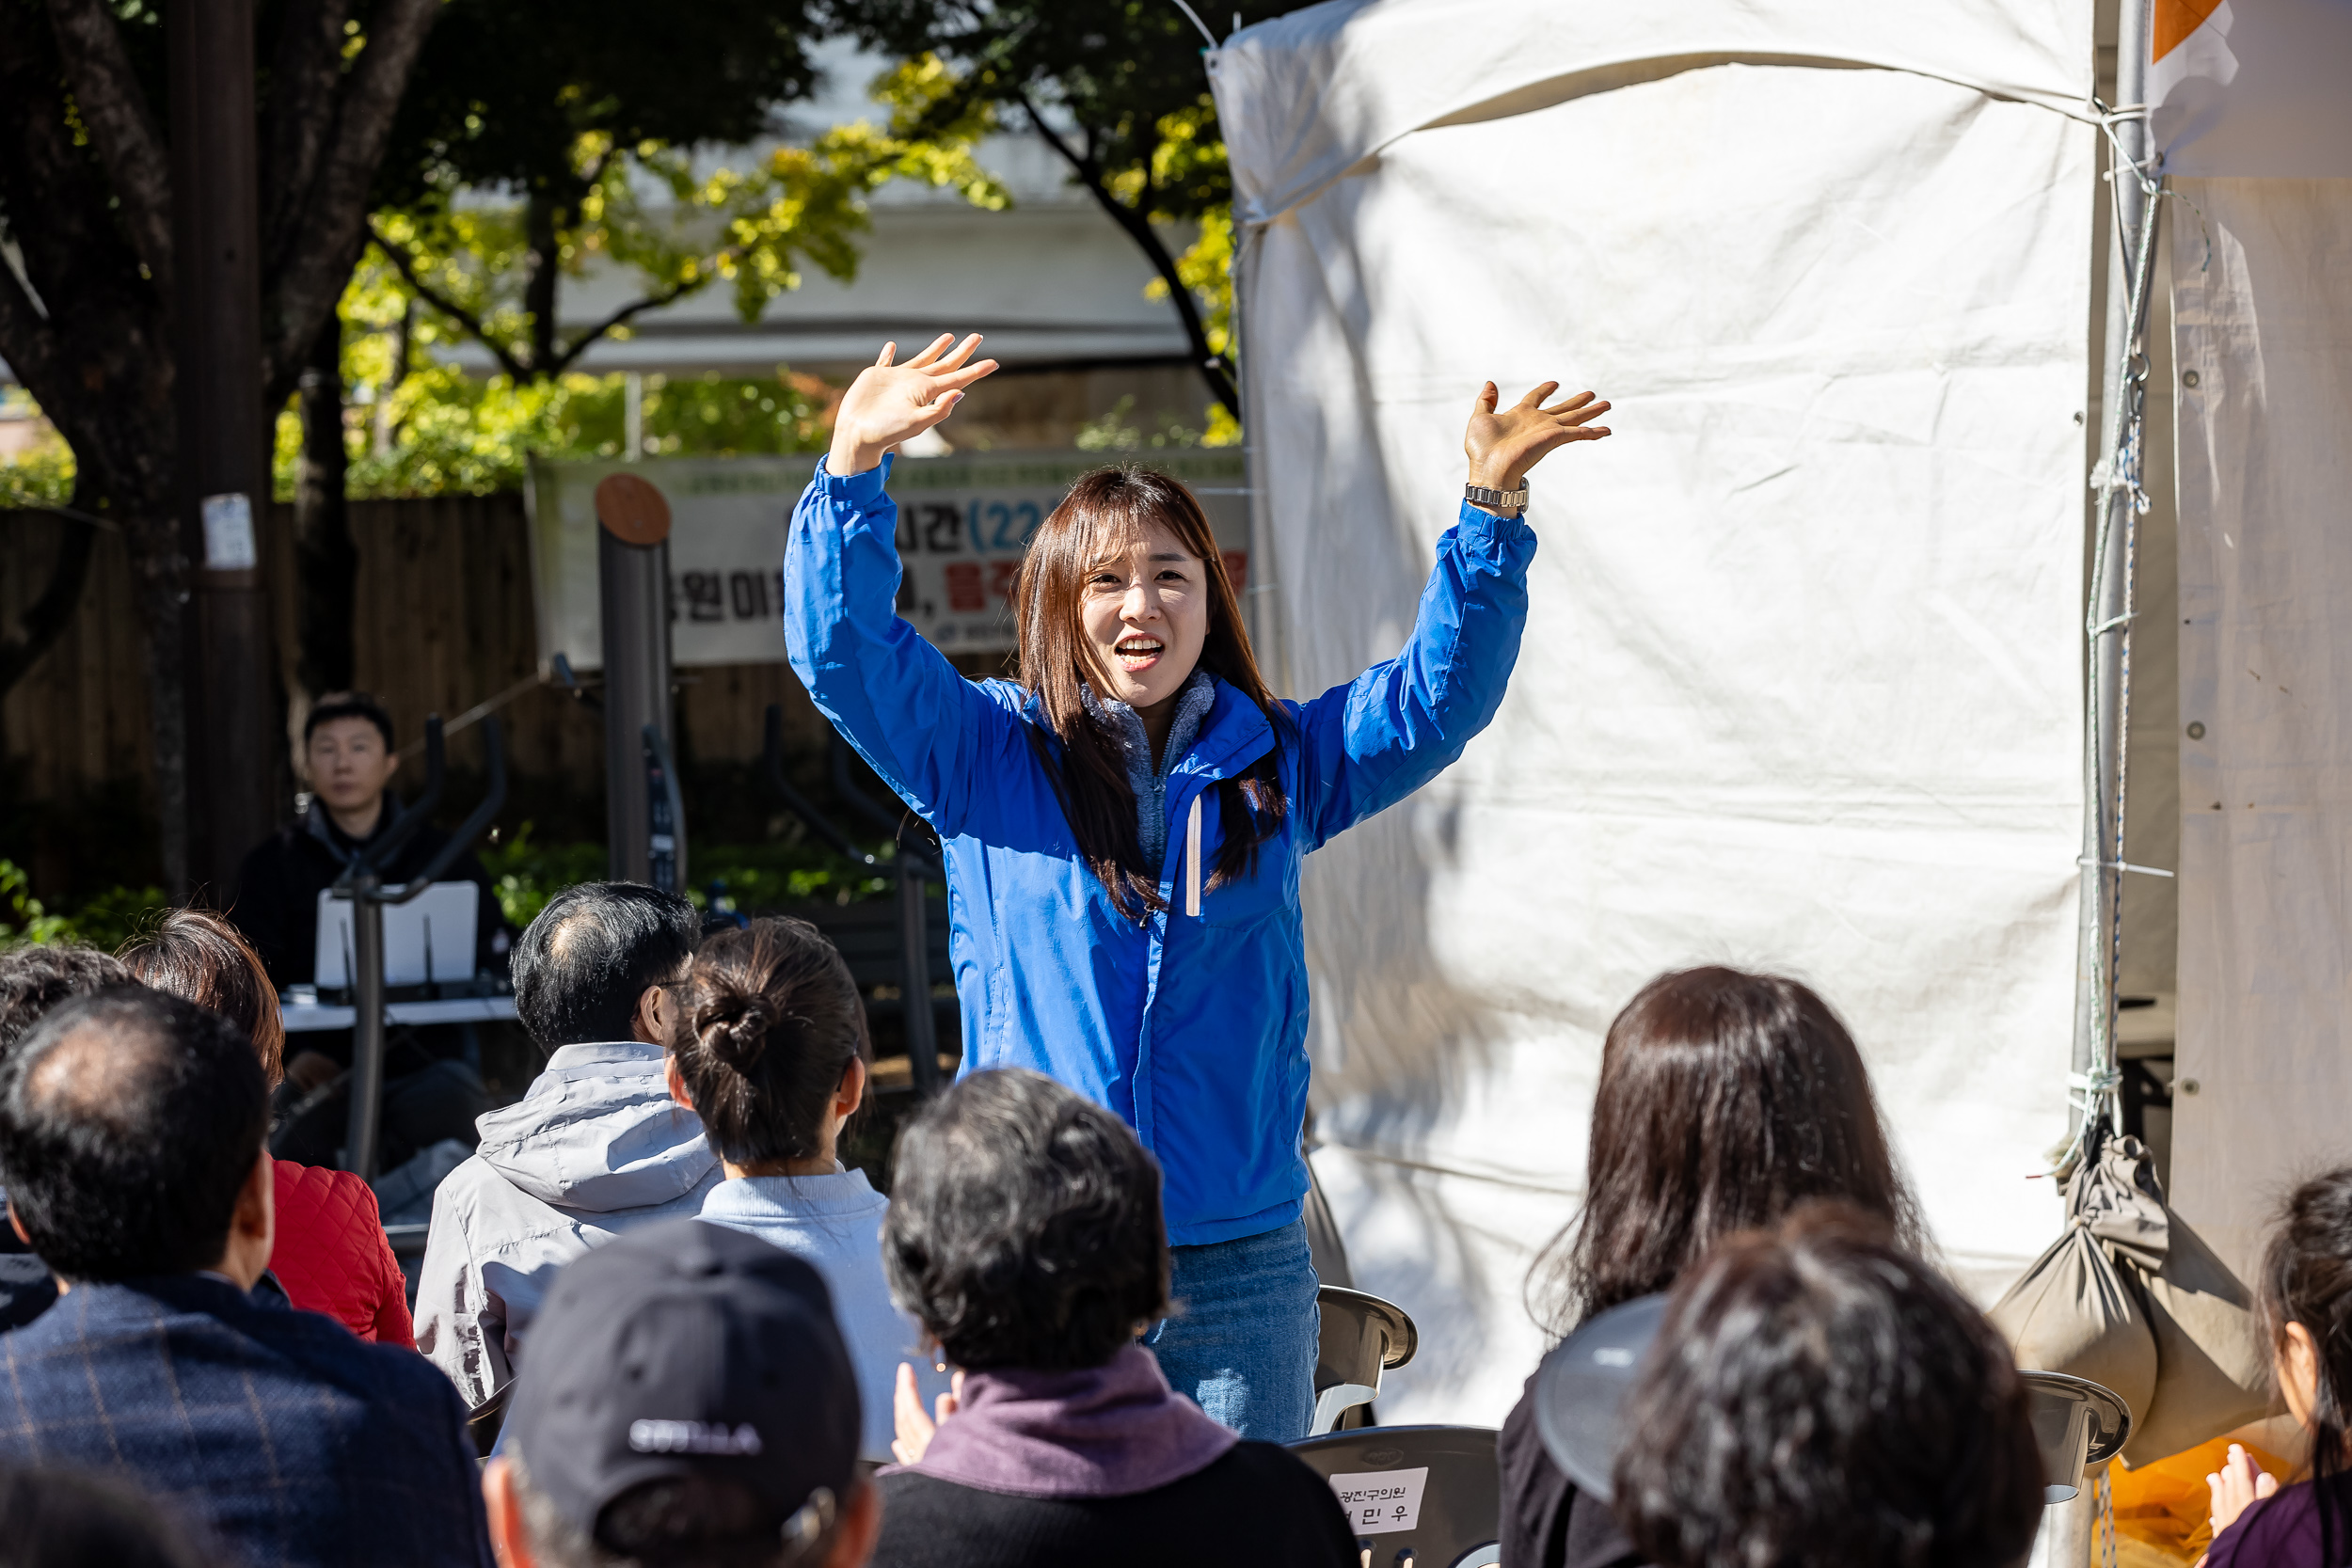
[1216,20,2094,1422]
[1207,0,2095,226]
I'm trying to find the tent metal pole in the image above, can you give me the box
[2074,0,2153,1141]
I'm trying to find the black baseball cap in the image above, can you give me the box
[505,1219,861,1547]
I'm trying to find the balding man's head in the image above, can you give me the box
[511,882,699,1049]
[0,988,266,1281]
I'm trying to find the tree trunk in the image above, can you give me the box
[293,309,357,728]
[121,508,192,896]
[0,502,101,708]
[523,186,560,376]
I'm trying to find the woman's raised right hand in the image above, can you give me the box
[828,334,999,477]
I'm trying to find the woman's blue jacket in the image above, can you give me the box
[784,458,1534,1245]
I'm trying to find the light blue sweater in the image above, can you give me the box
[697,1168,945,1462]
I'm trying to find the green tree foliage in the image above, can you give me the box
[369,2,1007,383]
[841,1,1292,420]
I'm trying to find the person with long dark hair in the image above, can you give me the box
[2202,1166,2352,1566]
[1501,966,1922,1568]
[785,332,1612,1438]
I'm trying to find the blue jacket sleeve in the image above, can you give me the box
[1294,501,1536,849]
[783,456,1019,838]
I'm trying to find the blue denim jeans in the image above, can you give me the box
[1143,1217,1320,1441]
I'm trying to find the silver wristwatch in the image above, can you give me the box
[1464,480,1529,515]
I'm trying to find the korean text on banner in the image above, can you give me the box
[527,451,1250,671]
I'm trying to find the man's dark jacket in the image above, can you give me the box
[231,802,504,991]
[0,1275,493,1568]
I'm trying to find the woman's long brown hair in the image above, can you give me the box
[1015,467,1290,921]
[1525,966,1922,1338]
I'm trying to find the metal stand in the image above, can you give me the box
[336,715,508,1180]
[2073,0,2156,1145]
[762,705,944,1095]
[599,522,684,890]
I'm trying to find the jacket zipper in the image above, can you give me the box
[1185,794,1203,917]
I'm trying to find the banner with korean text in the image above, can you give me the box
[527,449,1249,671]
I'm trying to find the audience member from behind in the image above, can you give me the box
[675,917,938,1462]
[0,1466,215,1568]
[2202,1166,2352,1566]
[1613,1205,2042,1568]
[1501,966,1921,1568]
[122,908,411,1344]
[869,1068,1357,1568]
[417,881,716,1408]
[0,989,490,1568]
[0,942,130,1331]
[484,1219,879,1568]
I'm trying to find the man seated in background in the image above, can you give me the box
[415,881,718,1410]
[483,1220,879,1568]
[0,988,490,1568]
[1608,1205,2043,1568]
[230,690,505,1172]
[0,942,130,1331]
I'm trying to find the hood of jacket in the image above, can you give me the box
[472,1040,716,1213]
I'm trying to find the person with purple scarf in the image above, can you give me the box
[868,1068,1357,1568]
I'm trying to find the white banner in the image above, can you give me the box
[2171,178,2352,1277]
[527,450,1249,670]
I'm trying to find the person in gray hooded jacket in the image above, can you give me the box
[414,882,717,1410]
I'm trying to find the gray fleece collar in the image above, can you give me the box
[1082,670,1217,872]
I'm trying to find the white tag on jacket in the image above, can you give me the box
[1185,794,1203,917]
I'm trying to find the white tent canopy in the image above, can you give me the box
[1210,0,2101,1423]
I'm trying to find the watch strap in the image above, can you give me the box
[1464,481,1530,513]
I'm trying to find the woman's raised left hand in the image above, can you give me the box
[1464,381,1612,492]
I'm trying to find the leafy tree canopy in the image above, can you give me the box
[841,0,1295,415]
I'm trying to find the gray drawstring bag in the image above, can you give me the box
[1990,1146,2158,1433]
[1991,1135,2270,1466]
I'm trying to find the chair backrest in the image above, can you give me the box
[1288,1424,1499,1568]
[1314,1286,1420,1434]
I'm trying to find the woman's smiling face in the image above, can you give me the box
[1079,518,1209,716]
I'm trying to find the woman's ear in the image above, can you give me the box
[837,1056,867,1120]
[665,1054,693,1113]
[2281,1320,2324,1428]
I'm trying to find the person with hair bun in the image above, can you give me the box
[787,332,1613,1437]
[121,908,411,1345]
[673,916,930,1462]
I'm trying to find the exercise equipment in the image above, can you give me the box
[329,713,507,1181]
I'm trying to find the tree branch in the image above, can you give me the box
[0,245,59,395]
[0,508,100,705]
[1018,95,1237,416]
[546,276,707,377]
[367,223,532,381]
[260,0,353,273]
[40,0,172,293]
[260,0,442,397]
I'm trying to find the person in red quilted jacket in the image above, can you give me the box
[122,909,413,1344]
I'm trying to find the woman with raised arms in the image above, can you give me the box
[783,332,1610,1439]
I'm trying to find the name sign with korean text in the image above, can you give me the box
[1325,1466,1428,1535]
[528,450,1249,671]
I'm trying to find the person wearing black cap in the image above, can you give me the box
[484,1217,881,1568]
